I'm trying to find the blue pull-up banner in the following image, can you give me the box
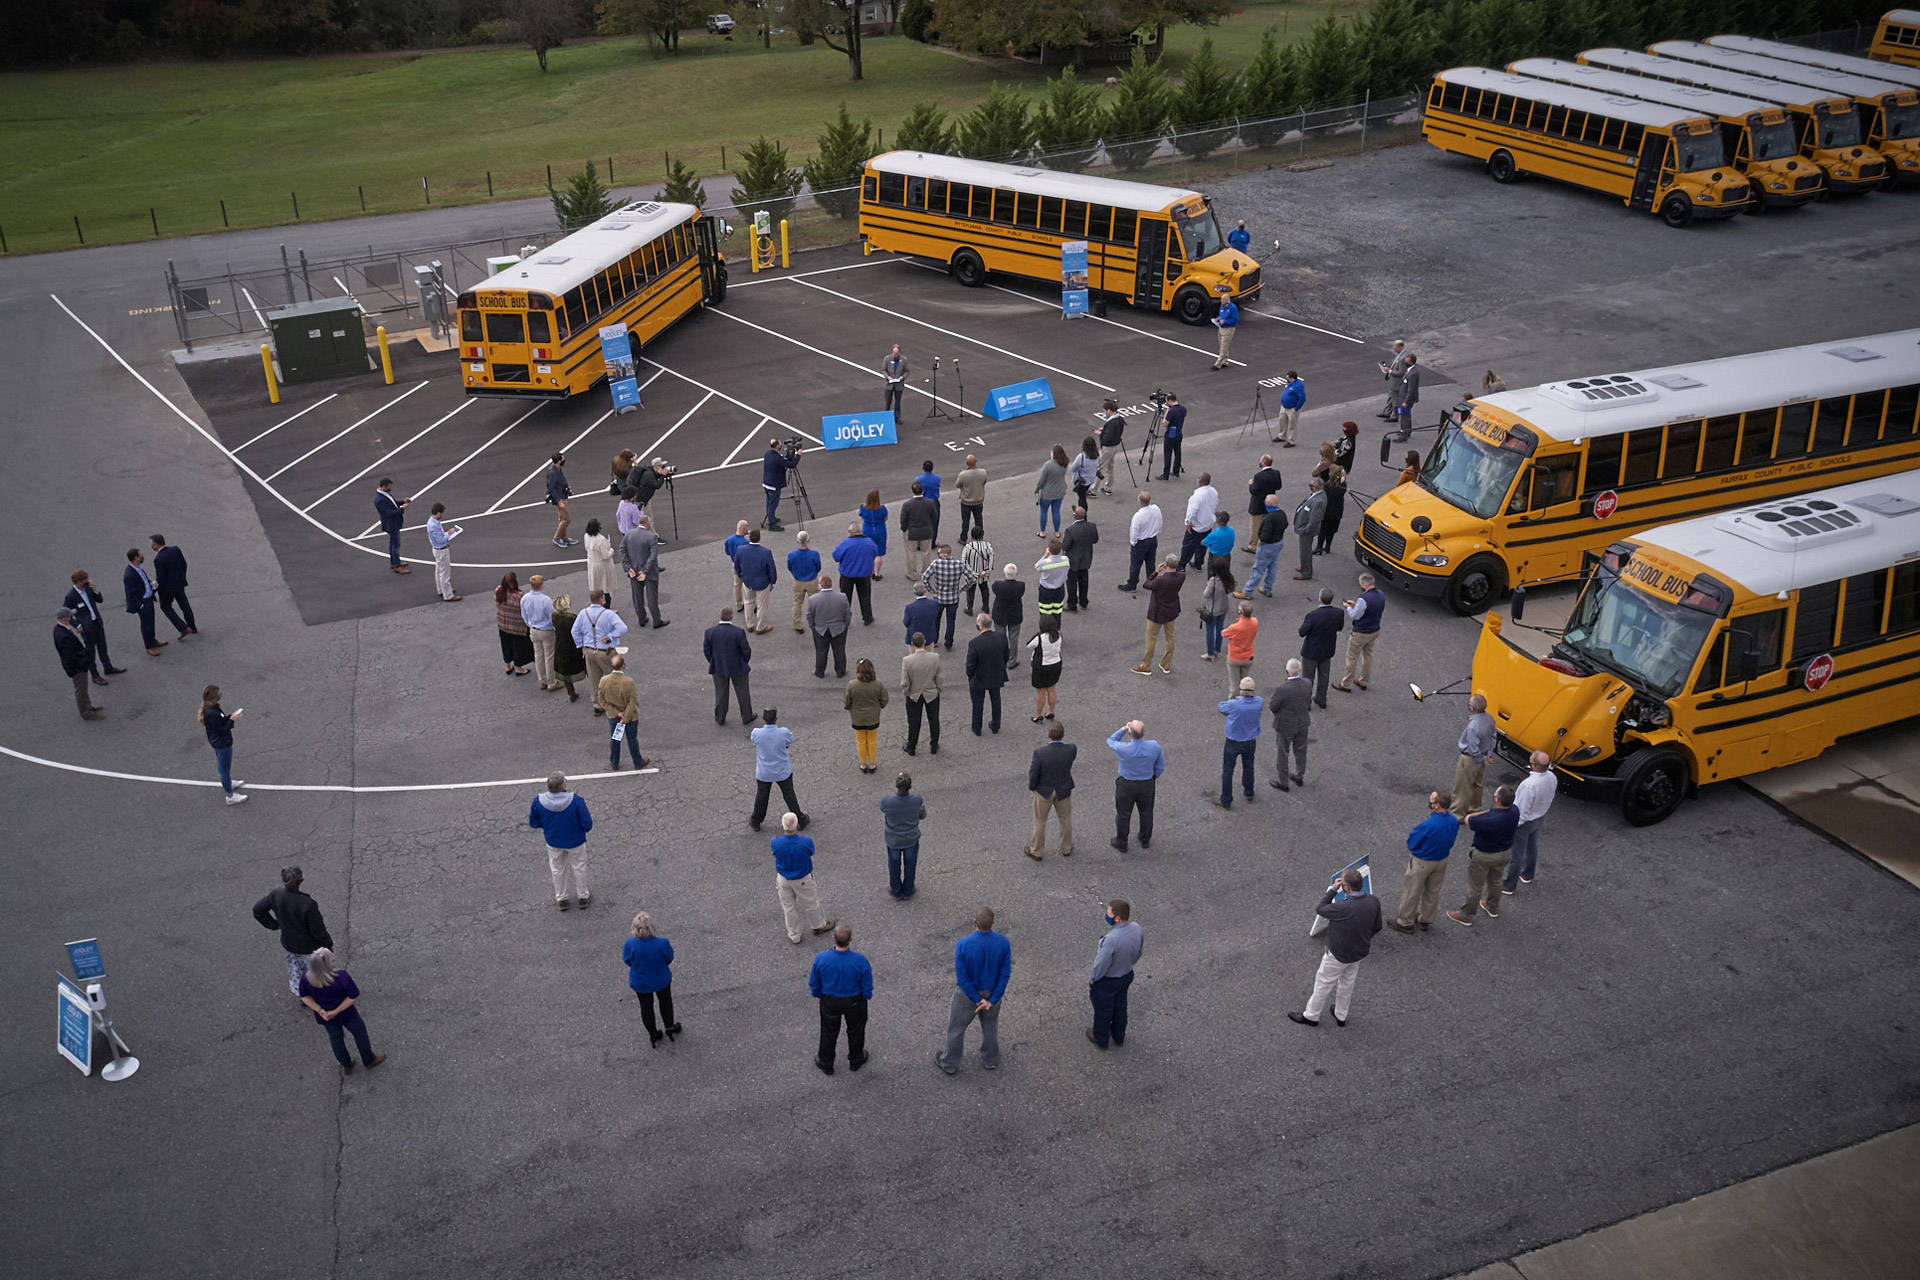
[820,411,899,450]
[982,378,1056,421]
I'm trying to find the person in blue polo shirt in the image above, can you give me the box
[1213,678,1264,809]
[787,531,822,634]
[917,460,943,544]
[1449,785,1520,928]
[937,907,1012,1075]
[1108,720,1167,851]
[809,922,873,1074]
[1210,286,1239,371]
[832,521,879,627]
[1389,789,1462,933]
[1227,218,1251,253]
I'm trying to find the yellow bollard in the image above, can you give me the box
[863,238,872,256]
[260,343,279,404]
[750,239,761,274]
[376,325,394,384]
[780,220,790,269]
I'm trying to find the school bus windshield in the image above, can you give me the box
[1562,571,1714,696]
[1417,427,1524,519]
[1885,101,1920,139]
[1750,119,1799,159]
[1816,108,1863,148]
[1675,131,1727,172]
[1172,205,1225,260]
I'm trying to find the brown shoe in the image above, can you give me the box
[1357,681,1368,690]
[1447,910,1472,927]
[1024,848,1042,861]
[1387,919,1414,934]
[393,565,410,574]
[364,1053,387,1069]
[341,1062,355,1075]
[1332,683,1353,693]
[1131,664,1152,675]
[811,919,836,935]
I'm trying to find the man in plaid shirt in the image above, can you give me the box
[920,544,968,651]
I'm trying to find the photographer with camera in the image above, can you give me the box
[1157,392,1185,481]
[762,438,802,532]
[635,457,673,510]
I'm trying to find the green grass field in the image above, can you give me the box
[0,3,1367,254]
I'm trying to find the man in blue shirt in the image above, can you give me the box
[808,922,871,1073]
[832,521,879,626]
[724,520,751,613]
[917,460,943,545]
[425,503,461,600]
[1158,393,1186,480]
[1108,720,1167,852]
[1201,510,1236,571]
[938,906,1012,1075]
[787,530,822,634]
[1390,789,1461,933]
[879,771,926,900]
[1210,286,1239,371]
[519,573,557,690]
[749,709,806,832]
[762,438,799,531]
[773,812,834,944]
[1276,371,1306,447]
[1086,899,1143,1049]
[1213,678,1264,809]
[1452,693,1497,816]
[1227,218,1251,253]
[734,528,778,634]
[1450,785,1520,927]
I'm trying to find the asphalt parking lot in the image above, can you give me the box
[5,140,1918,1280]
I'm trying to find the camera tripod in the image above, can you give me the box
[1135,398,1167,471]
[924,355,964,424]
[787,465,816,526]
[660,474,680,542]
[1239,383,1273,445]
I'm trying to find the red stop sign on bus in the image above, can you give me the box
[1804,653,1834,692]
[1592,490,1620,520]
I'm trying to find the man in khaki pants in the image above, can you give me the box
[769,812,835,944]
[788,530,822,632]
[1025,722,1076,860]
[1333,573,1387,693]
[1451,694,1495,816]
[521,574,558,690]
[569,591,627,715]
[1387,790,1461,932]
[1132,555,1186,675]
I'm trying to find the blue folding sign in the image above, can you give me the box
[65,938,105,982]
[820,411,899,450]
[981,378,1056,421]
[599,325,642,412]
[1061,240,1089,317]
[57,973,92,1075]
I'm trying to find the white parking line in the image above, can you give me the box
[485,407,618,513]
[702,306,982,419]
[302,399,475,513]
[720,421,769,467]
[235,393,337,452]
[0,742,656,792]
[726,256,907,289]
[789,275,1116,392]
[637,390,715,464]
[1247,308,1365,345]
[641,359,824,443]
[260,381,429,483]
[354,401,551,537]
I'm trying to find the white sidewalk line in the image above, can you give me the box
[1247,308,1365,345]
[485,407,618,513]
[354,400,550,537]
[726,256,908,289]
[0,743,656,792]
[640,357,823,442]
[701,306,981,419]
[235,393,337,452]
[303,399,475,513]
[260,381,430,483]
[789,275,1116,392]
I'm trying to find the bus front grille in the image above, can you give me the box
[1361,515,1405,561]
[1240,266,1261,294]
[1794,174,1822,190]
[1860,162,1886,179]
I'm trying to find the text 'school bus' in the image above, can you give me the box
[1579,48,1889,193]
[1354,330,1920,616]
[1692,36,1920,184]
[1471,465,1920,825]
[856,152,1261,325]
[1870,8,1920,67]
[1508,57,1819,206]
[456,201,726,399]
[1421,68,1751,226]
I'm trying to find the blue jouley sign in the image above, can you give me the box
[820,411,900,450]
[982,378,1056,421]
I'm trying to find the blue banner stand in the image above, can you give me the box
[981,378,1056,421]
[57,973,92,1075]
[1061,240,1089,317]
[820,410,900,450]
[598,325,642,414]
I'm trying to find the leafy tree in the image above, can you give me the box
[1352,0,1429,95]
[901,0,934,41]
[1237,26,1299,149]
[1295,6,1358,107]
[597,0,699,54]
[661,155,708,208]
[553,162,614,231]
[1031,66,1105,172]
[956,82,1034,160]
[1465,0,1540,70]
[1420,0,1476,75]
[896,102,958,154]
[729,136,805,223]
[507,0,575,72]
[1103,46,1173,171]
[1132,0,1236,48]
[792,0,866,79]
[1169,36,1241,158]
[804,102,877,218]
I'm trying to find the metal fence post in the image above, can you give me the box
[299,249,313,302]
[1361,90,1371,152]
[280,245,294,304]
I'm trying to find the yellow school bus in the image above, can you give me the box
[1870,8,1920,67]
[1354,330,1920,614]
[1582,47,1890,193]
[857,152,1262,324]
[1508,57,1819,206]
[1422,68,1751,225]
[1698,36,1920,185]
[456,201,726,399]
[1472,465,1920,825]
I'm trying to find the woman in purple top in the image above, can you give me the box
[622,911,682,1049]
[297,949,385,1074]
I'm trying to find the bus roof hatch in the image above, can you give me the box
[1714,497,1872,552]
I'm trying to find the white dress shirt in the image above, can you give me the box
[1515,770,1557,824]
[1129,504,1163,545]
[1185,485,1219,531]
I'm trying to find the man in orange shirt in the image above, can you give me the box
[1222,602,1258,697]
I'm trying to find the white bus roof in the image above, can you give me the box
[1478,329,1920,445]
[1630,465,1920,598]
[1653,39,1914,100]
[1435,67,1716,128]
[481,201,697,297]
[1889,8,1920,21]
[1706,34,1920,90]
[866,151,1201,215]
[1580,48,1854,109]
[1509,57,1782,120]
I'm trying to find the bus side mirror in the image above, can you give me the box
[1510,586,1527,622]
[1729,644,1759,685]
[1379,434,1393,466]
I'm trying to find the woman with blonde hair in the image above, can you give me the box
[844,657,890,773]
[299,948,384,1073]
[550,593,585,702]
[199,685,248,806]
[622,912,681,1048]
[1481,370,1506,396]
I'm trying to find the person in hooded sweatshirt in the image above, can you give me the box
[528,772,593,910]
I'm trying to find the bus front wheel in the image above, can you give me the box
[951,248,986,288]
[1172,286,1211,326]
[1442,555,1505,616]
[1488,150,1519,184]
[1661,195,1695,228]
[1618,746,1689,826]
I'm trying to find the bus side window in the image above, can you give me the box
[1662,419,1701,478]
[460,310,483,343]
[1429,83,1444,110]
[1583,436,1623,495]
[1888,563,1920,634]
[1738,408,1778,466]
[1064,200,1088,236]
[1700,414,1740,471]
[1791,581,1840,659]
[563,288,586,336]
[528,312,551,344]
[1623,124,1645,154]
[1774,401,1813,459]
[971,185,994,219]
[927,179,948,214]
[879,172,905,205]
[1533,454,1579,508]
[1699,609,1786,692]
[1622,428,1661,487]
[1167,231,1185,262]
[1112,209,1138,244]
[905,177,927,209]
[1441,83,1464,112]
[1812,396,1852,453]
[1039,196,1063,233]
[1839,571,1890,648]
[1887,384,1920,436]
[863,174,877,202]
[1849,389,1888,444]
[1087,205,1113,240]
[1015,192,1040,229]
[992,189,1016,224]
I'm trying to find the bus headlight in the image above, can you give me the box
[1835,167,1853,178]
[1698,190,1715,202]
[1413,554,1450,567]
[1563,744,1603,764]
[1769,180,1787,189]
[1623,696,1672,729]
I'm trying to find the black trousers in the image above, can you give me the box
[1089,972,1134,1047]
[158,588,195,635]
[713,673,753,724]
[843,575,873,624]
[1115,776,1156,845]
[884,381,904,417]
[1073,481,1091,512]
[964,582,989,616]
[970,685,1001,734]
[1066,566,1090,609]
[905,697,940,751]
[751,775,803,828]
[133,601,158,650]
[818,994,868,1067]
[811,628,847,677]
[1178,527,1207,571]
[1159,436,1183,478]
[960,501,983,537]
[79,619,113,672]
[1125,536,1157,589]
[634,984,675,1036]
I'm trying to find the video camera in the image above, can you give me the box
[780,436,805,464]
[651,459,678,479]
[1147,389,1169,409]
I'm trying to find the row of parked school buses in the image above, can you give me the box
[1424,29,1919,225]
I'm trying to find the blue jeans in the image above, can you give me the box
[1088,971,1133,1047]
[1221,737,1256,804]
[323,1007,376,1067]
[386,527,403,567]
[1503,818,1543,888]
[1250,540,1283,593]
[213,745,234,794]
[609,723,643,768]
[888,842,919,898]
[1037,498,1061,532]
[1204,614,1225,656]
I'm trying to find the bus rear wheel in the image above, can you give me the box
[1172,285,1211,326]
[1618,746,1689,826]
[1488,150,1519,184]
[1661,194,1695,228]
[711,268,728,304]
[1442,555,1505,616]
[951,248,986,288]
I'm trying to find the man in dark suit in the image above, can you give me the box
[1025,721,1076,860]
[63,569,123,677]
[1268,658,1313,789]
[149,534,197,639]
[903,585,942,649]
[1245,455,1284,548]
[373,478,410,573]
[53,609,105,720]
[990,566,1025,669]
[123,548,165,656]
[619,516,666,629]
[702,607,756,727]
[1060,506,1099,612]
[964,613,1009,736]
[1298,587,1345,709]
[1293,478,1327,581]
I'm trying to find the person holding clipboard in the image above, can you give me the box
[426,503,462,602]
[1209,285,1239,371]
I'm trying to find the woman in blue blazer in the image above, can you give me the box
[623,912,681,1048]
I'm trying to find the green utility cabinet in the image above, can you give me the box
[269,298,371,384]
